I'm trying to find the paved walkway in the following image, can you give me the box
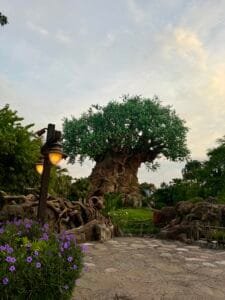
[73,237,225,300]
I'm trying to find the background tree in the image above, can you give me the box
[0,12,8,26]
[63,95,189,205]
[182,160,203,182]
[0,105,40,194]
[153,179,202,208]
[69,177,90,202]
[202,138,225,199]
[48,167,73,199]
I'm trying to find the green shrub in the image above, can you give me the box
[0,219,84,300]
[210,229,225,242]
[189,197,204,204]
[102,193,123,215]
[109,208,159,235]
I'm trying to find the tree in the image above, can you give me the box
[0,12,8,26]
[202,138,225,198]
[63,95,189,204]
[182,160,203,181]
[69,177,90,202]
[0,105,41,193]
[49,167,73,199]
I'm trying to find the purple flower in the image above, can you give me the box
[67,256,73,262]
[72,264,77,270]
[40,233,49,241]
[6,246,13,254]
[25,223,32,229]
[36,262,41,268]
[9,265,16,272]
[2,277,9,285]
[5,256,16,263]
[0,245,6,251]
[26,256,32,263]
[63,242,70,249]
[63,285,69,290]
[81,244,88,253]
[0,227,4,234]
[34,250,39,256]
[43,223,49,231]
[14,219,21,226]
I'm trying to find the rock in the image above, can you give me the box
[176,201,194,216]
[153,206,176,226]
[66,220,103,243]
[160,252,172,258]
[159,224,191,240]
[93,223,113,242]
[215,261,225,265]
[202,262,215,267]
[105,268,118,273]
[176,247,189,252]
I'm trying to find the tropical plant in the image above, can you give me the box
[0,105,41,194]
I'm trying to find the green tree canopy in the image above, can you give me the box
[0,105,41,193]
[182,159,203,181]
[63,95,189,165]
[202,138,225,197]
[0,12,8,26]
[49,167,73,199]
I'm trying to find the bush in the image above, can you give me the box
[102,193,123,215]
[210,229,225,242]
[0,219,84,300]
[109,208,159,235]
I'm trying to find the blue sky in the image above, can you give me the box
[0,0,225,186]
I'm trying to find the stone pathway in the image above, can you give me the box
[73,237,225,300]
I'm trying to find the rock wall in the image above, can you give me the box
[153,201,225,242]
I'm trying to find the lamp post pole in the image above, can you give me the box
[37,124,55,223]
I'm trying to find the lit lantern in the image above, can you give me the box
[35,160,44,175]
[48,143,66,165]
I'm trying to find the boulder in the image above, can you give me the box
[175,201,194,216]
[153,206,176,226]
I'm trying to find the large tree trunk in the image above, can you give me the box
[88,152,143,207]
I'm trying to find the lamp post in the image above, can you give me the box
[35,124,67,223]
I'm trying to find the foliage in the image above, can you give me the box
[139,182,156,207]
[182,160,204,181]
[102,193,123,215]
[49,167,73,199]
[69,177,90,202]
[63,95,189,165]
[210,229,225,242]
[109,208,159,235]
[153,137,225,207]
[153,179,203,208]
[0,105,41,194]
[0,219,84,300]
[0,12,7,26]
[202,139,225,197]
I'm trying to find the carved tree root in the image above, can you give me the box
[0,191,113,242]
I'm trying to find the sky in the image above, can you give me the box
[0,0,225,186]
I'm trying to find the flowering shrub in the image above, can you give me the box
[0,219,84,300]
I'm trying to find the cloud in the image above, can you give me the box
[162,27,207,69]
[158,25,225,162]
[55,30,73,45]
[126,0,146,23]
[27,21,49,36]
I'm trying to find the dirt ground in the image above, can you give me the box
[73,237,225,300]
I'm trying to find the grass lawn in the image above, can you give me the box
[108,208,158,235]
